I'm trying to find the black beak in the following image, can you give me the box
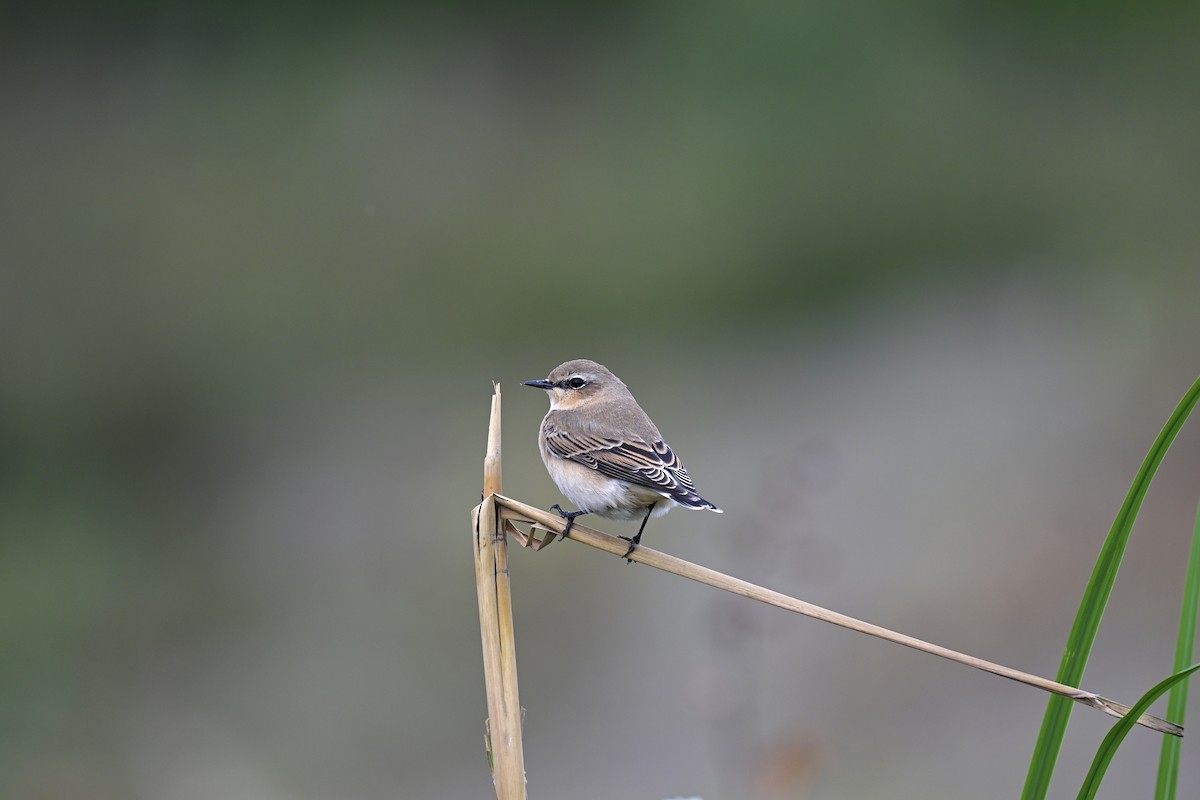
[522,379,554,390]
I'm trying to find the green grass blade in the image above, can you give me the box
[1154,498,1200,800]
[1022,376,1200,800]
[1077,664,1200,800]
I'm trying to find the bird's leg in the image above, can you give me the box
[619,503,656,562]
[549,504,587,540]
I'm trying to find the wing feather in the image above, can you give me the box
[543,421,711,508]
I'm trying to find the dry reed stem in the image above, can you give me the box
[472,501,503,768]
[472,385,527,798]
[495,494,1182,737]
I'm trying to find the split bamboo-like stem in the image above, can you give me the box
[495,493,1183,738]
[473,385,527,799]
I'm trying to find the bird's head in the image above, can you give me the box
[523,359,620,410]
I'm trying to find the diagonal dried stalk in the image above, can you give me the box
[496,494,1182,738]
[472,385,527,799]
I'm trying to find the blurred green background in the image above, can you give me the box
[3,2,1200,798]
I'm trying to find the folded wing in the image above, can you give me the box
[543,423,717,510]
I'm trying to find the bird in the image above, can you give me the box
[523,359,721,560]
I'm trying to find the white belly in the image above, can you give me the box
[543,453,677,521]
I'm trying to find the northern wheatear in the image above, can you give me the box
[523,359,721,559]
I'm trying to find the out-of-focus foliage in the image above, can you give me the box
[2,2,1199,798]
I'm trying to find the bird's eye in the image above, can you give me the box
[567,377,587,389]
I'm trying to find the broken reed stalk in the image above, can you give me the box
[495,493,1183,738]
[472,384,527,799]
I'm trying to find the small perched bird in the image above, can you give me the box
[523,359,721,559]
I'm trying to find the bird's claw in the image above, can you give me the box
[549,504,585,540]
[618,534,641,563]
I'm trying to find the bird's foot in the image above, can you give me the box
[618,533,642,563]
[549,504,587,540]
